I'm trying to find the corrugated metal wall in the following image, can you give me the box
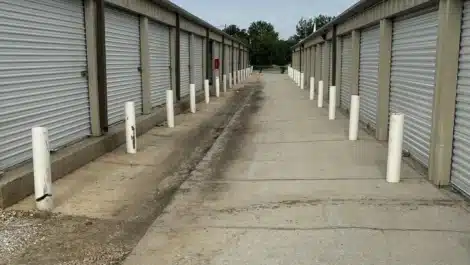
[451,1,470,197]
[193,35,203,91]
[340,35,352,111]
[358,25,380,128]
[148,20,170,107]
[105,7,142,125]
[0,0,90,170]
[179,31,190,97]
[224,45,230,75]
[389,11,438,167]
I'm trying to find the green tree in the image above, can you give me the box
[223,24,250,44]
[292,15,335,42]
[248,21,279,66]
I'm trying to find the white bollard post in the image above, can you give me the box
[349,95,360,140]
[32,127,53,211]
[189,84,196,113]
[386,113,405,183]
[166,90,174,128]
[223,74,227,92]
[204,79,210,104]
[215,76,220,97]
[317,81,324,108]
[329,86,336,120]
[309,77,315,100]
[125,102,137,154]
[300,73,305,90]
[229,73,232,88]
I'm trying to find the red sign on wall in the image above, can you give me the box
[214,58,220,70]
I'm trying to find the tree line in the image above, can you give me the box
[223,15,334,67]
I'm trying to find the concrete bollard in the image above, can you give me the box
[223,74,227,92]
[349,95,360,140]
[300,73,304,90]
[309,77,315,100]
[125,102,137,154]
[204,79,210,104]
[329,86,336,120]
[215,76,220,97]
[317,81,324,108]
[190,84,196,113]
[32,127,53,211]
[166,90,174,128]
[229,73,233,88]
[386,113,405,183]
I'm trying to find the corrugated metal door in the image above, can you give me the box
[105,7,142,125]
[340,36,352,110]
[213,42,221,80]
[148,20,170,107]
[193,35,203,91]
[225,45,230,75]
[320,44,324,80]
[328,41,333,87]
[358,25,380,128]
[0,0,90,170]
[389,11,438,167]
[234,48,238,72]
[180,31,190,97]
[451,1,470,196]
[228,46,232,74]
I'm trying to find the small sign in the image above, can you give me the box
[214,58,220,70]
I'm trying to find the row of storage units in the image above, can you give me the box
[291,1,470,197]
[0,0,249,171]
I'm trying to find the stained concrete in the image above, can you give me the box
[123,73,470,265]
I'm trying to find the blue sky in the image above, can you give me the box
[171,0,358,39]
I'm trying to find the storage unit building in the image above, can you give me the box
[148,20,171,107]
[389,10,438,167]
[358,25,380,129]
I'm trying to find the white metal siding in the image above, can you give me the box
[328,41,333,86]
[105,7,142,125]
[390,11,438,167]
[180,31,190,97]
[359,25,380,128]
[340,36,352,110]
[320,44,324,80]
[234,48,238,72]
[451,1,470,196]
[224,45,230,75]
[0,0,90,170]
[148,20,170,107]
[214,42,221,79]
[193,35,203,91]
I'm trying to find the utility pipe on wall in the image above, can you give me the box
[32,127,53,211]
[386,113,405,183]
[125,102,136,154]
[349,95,360,140]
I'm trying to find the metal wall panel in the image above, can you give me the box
[193,35,203,91]
[234,47,239,72]
[0,0,90,170]
[180,31,190,97]
[358,25,380,128]
[105,7,142,125]
[148,20,170,107]
[389,11,438,167]
[213,41,221,80]
[452,1,470,196]
[328,41,333,86]
[340,35,352,110]
[320,44,324,80]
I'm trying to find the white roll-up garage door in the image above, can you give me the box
[234,48,238,72]
[148,20,170,108]
[358,25,380,128]
[193,35,203,91]
[328,41,333,87]
[224,45,230,75]
[0,0,90,170]
[320,44,325,81]
[389,11,438,167]
[340,35,352,111]
[105,7,142,125]
[180,31,190,98]
[213,42,221,80]
[451,1,470,196]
